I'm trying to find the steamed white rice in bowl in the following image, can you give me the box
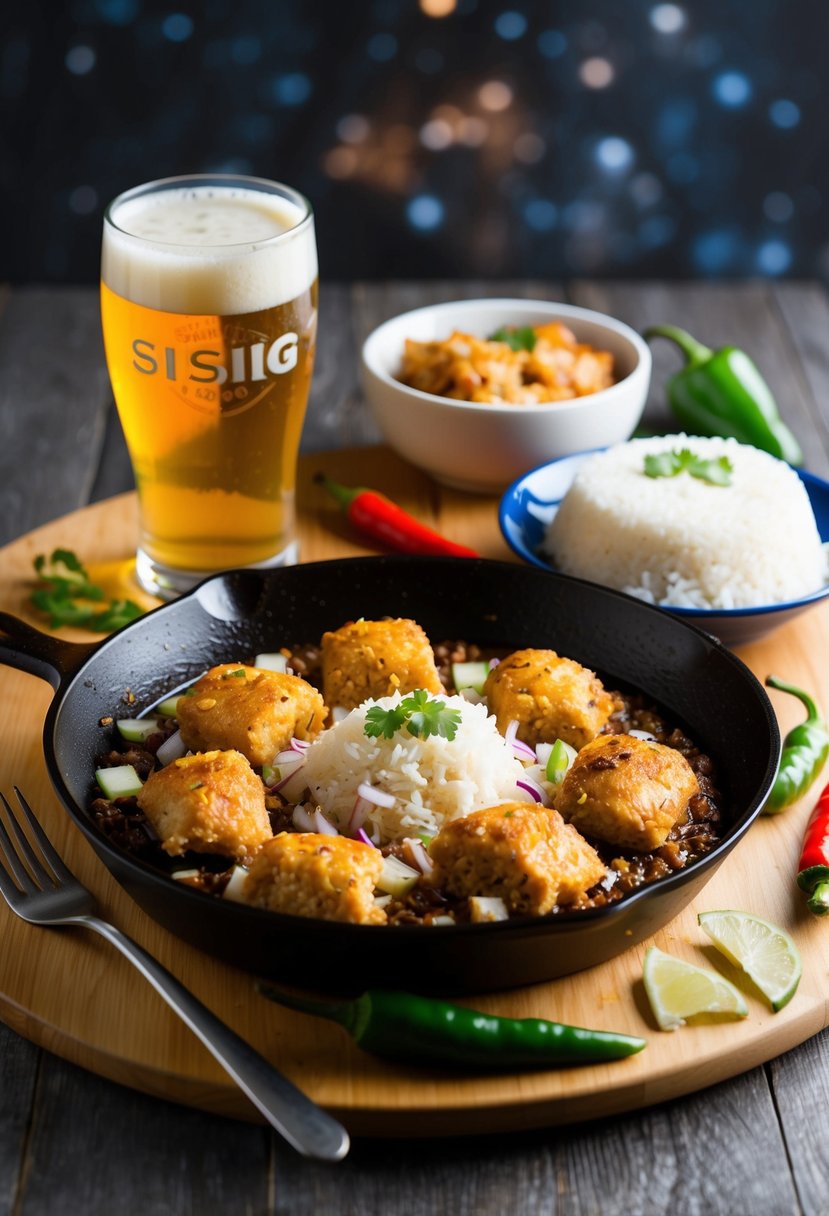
[299,692,528,844]
[543,435,829,611]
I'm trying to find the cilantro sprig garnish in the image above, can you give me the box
[643,448,734,486]
[364,689,462,742]
[488,325,538,352]
[30,548,143,633]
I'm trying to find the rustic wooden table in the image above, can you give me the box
[1,280,828,1215]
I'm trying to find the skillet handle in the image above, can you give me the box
[0,612,98,690]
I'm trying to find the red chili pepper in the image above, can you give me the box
[315,474,479,558]
[797,780,829,915]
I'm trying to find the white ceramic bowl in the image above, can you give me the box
[360,298,652,494]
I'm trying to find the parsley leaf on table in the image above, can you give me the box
[30,548,144,633]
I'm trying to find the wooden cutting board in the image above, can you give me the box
[1,445,828,1136]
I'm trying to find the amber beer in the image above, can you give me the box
[101,175,318,597]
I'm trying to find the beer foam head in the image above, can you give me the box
[102,180,317,315]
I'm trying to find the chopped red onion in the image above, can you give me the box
[274,759,305,794]
[504,719,536,762]
[356,782,395,808]
[156,729,187,766]
[290,737,310,753]
[314,808,339,836]
[347,795,372,835]
[516,777,545,804]
[356,828,377,848]
[292,805,315,832]
[406,838,434,876]
[535,742,553,766]
[488,658,500,670]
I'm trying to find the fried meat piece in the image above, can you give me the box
[555,734,700,852]
[243,832,387,924]
[137,749,271,861]
[429,801,606,915]
[484,648,618,750]
[176,663,325,767]
[321,618,442,710]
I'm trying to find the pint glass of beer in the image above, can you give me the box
[101,175,318,598]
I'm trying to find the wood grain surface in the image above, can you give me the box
[1,444,828,1137]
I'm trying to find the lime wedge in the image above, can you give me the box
[698,910,802,1012]
[643,946,749,1031]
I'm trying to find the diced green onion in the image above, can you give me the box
[155,696,182,718]
[545,738,577,784]
[95,764,143,800]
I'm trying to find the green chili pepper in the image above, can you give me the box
[258,985,646,1069]
[764,675,829,814]
[644,325,803,466]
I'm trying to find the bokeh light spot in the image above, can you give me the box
[495,11,527,40]
[337,114,370,143]
[595,136,634,173]
[367,32,398,61]
[763,192,794,223]
[419,0,457,15]
[650,4,686,34]
[271,72,312,106]
[639,215,676,248]
[523,199,557,232]
[537,29,566,59]
[514,132,546,163]
[65,45,96,75]
[231,37,262,65]
[162,13,194,42]
[757,239,792,275]
[407,194,445,231]
[693,229,738,273]
[68,186,98,215]
[478,80,513,110]
[420,119,453,150]
[458,116,488,145]
[96,0,139,25]
[324,147,358,179]
[580,57,614,88]
[712,70,752,108]
[769,99,801,129]
[630,173,663,207]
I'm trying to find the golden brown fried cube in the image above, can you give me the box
[321,618,442,710]
[243,832,387,924]
[484,648,618,750]
[137,749,271,861]
[555,734,699,852]
[430,801,606,915]
[176,663,325,767]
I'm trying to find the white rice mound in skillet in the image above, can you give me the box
[543,434,829,610]
[299,692,527,844]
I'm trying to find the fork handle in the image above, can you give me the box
[75,913,349,1161]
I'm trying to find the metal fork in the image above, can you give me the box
[0,788,349,1162]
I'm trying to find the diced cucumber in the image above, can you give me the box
[451,661,490,695]
[469,896,509,924]
[376,854,421,899]
[116,717,161,743]
[255,652,288,673]
[95,764,143,800]
[155,695,182,718]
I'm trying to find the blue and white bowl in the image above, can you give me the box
[500,450,829,647]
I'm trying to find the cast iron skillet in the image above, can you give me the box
[0,556,780,995]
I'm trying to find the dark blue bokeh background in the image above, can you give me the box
[3,0,827,282]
